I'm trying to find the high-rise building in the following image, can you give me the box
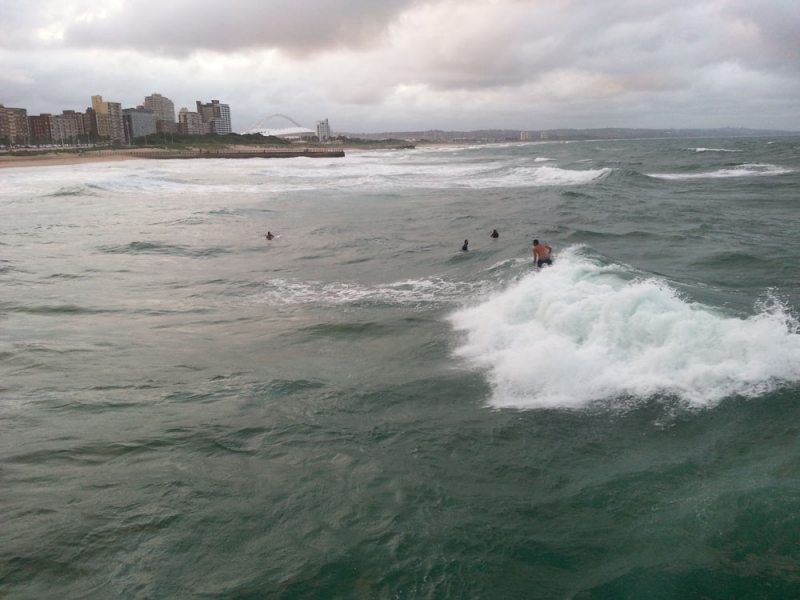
[144,93,176,133]
[123,108,157,139]
[89,110,112,141]
[316,118,331,141]
[196,99,231,135]
[55,111,86,145]
[30,112,84,146]
[177,108,205,135]
[0,104,30,145]
[90,95,125,143]
[28,114,55,145]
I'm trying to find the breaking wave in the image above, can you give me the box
[449,248,800,409]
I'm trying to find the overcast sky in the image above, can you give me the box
[1,0,799,133]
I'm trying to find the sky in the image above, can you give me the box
[1,0,799,134]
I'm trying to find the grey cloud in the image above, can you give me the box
[394,0,796,98]
[59,0,424,57]
[0,1,40,48]
[2,0,799,132]
[720,0,800,70]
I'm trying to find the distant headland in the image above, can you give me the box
[341,126,800,144]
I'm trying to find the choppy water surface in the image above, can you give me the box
[2,138,800,598]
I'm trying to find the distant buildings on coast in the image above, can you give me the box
[0,94,233,147]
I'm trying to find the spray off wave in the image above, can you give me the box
[450,248,800,410]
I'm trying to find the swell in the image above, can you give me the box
[690,251,770,269]
[563,229,691,244]
[45,185,99,198]
[0,303,121,315]
[97,242,230,258]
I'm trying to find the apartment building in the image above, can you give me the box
[0,104,30,145]
[123,108,157,139]
[144,93,176,133]
[28,114,55,144]
[90,95,125,143]
[177,108,205,135]
[316,118,331,141]
[196,99,231,135]
[56,110,86,144]
[28,112,87,145]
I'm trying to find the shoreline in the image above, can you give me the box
[0,145,411,169]
[0,150,147,169]
[0,142,470,170]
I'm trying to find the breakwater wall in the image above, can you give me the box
[145,149,345,160]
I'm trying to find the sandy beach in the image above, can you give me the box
[0,149,170,169]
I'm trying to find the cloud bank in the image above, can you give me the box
[2,0,799,132]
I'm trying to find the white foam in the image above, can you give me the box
[1,152,612,198]
[505,165,611,187]
[449,248,800,410]
[688,148,743,153]
[650,163,792,180]
[250,277,490,308]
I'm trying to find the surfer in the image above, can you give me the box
[490,229,499,238]
[462,239,469,251]
[533,239,553,267]
[265,231,275,240]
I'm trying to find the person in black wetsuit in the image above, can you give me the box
[491,229,499,238]
[462,239,469,251]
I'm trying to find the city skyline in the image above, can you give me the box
[0,93,233,146]
[2,1,799,133]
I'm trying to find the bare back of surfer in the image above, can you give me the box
[533,239,552,268]
[265,231,275,240]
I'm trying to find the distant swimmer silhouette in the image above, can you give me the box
[265,231,275,240]
[462,239,469,251]
[490,229,499,238]
[533,239,553,268]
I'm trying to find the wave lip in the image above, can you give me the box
[449,248,800,410]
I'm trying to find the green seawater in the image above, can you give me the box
[2,138,800,598]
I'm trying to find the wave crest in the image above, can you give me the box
[449,248,800,409]
[649,163,792,180]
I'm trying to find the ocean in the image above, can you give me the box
[2,138,800,599]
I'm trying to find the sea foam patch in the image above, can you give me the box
[449,248,800,409]
[252,277,492,308]
[650,163,792,180]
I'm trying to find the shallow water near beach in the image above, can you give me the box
[2,138,800,598]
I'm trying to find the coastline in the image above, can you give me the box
[0,145,371,169]
[0,150,148,169]
[0,142,452,170]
